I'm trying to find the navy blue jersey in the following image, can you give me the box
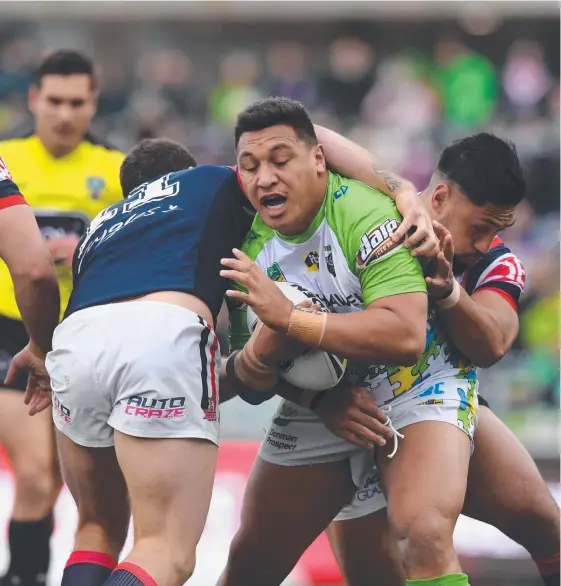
[0,156,25,210]
[66,165,254,322]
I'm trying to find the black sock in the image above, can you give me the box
[104,563,157,586]
[62,551,117,586]
[4,514,53,586]
[543,573,560,586]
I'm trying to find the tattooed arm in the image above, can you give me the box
[314,124,412,199]
[314,125,438,254]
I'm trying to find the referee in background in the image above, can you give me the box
[0,50,124,586]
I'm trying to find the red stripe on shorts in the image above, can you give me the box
[209,331,219,404]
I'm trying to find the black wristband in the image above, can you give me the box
[225,350,275,406]
[309,390,328,412]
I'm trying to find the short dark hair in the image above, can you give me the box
[234,97,317,148]
[35,49,96,88]
[437,133,526,207]
[120,138,197,197]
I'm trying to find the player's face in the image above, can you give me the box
[431,186,516,274]
[236,125,326,235]
[29,74,97,157]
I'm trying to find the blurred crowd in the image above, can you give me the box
[0,18,558,428]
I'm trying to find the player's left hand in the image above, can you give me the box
[5,342,52,416]
[425,220,455,299]
[392,190,439,258]
[46,235,80,268]
[221,248,294,332]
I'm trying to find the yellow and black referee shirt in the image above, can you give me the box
[0,132,124,321]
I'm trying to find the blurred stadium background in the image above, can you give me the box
[0,1,559,585]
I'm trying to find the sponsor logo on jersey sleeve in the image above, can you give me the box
[266,262,286,282]
[304,250,319,272]
[0,157,12,182]
[324,245,336,277]
[356,218,402,268]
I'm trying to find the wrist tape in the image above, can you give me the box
[436,279,461,310]
[287,307,327,347]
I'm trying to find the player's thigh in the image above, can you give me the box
[327,509,404,586]
[223,456,356,585]
[464,405,560,556]
[114,432,216,546]
[380,420,470,521]
[56,430,129,554]
[378,377,476,528]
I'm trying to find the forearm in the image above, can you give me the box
[0,206,60,355]
[314,125,416,199]
[12,267,60,356]
[438,289,515,368]
[218,356,276,406]
[289,304,426,366]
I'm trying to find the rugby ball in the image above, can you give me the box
[246,281,347,392]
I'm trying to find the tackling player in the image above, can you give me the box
[218,102,527,586]
[43,139,259,586]
[0,50,123,586]
[315,129,560,586]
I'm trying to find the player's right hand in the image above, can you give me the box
[5,342,52,416]
[313,385,393,449]
[392,190,439,258]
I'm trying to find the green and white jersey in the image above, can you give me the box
[229,171,474,405]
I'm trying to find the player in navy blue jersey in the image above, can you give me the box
[42,138,255,586]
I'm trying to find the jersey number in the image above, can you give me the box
[123,174,180,213]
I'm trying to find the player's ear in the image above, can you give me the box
[431,182,452,215]
[314,144,327,175]
[28,85,38,115]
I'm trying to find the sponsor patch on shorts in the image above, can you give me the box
[124,395,186,419]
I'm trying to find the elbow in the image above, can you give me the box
[466,330,513,368]
[470,343,508,369]
[399,331,426,366]
[365,327,425,366]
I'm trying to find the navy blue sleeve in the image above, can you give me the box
[0,156,25,210]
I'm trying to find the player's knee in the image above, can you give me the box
[389,508,455,566]
[13,458,60,506]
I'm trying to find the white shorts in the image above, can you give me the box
[46,301,220,448]
[259,375,479,521]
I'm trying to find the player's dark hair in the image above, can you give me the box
[437,133,526,207]
[120,138,197,197]
[235,97,317,148]
[35,50,97,88]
